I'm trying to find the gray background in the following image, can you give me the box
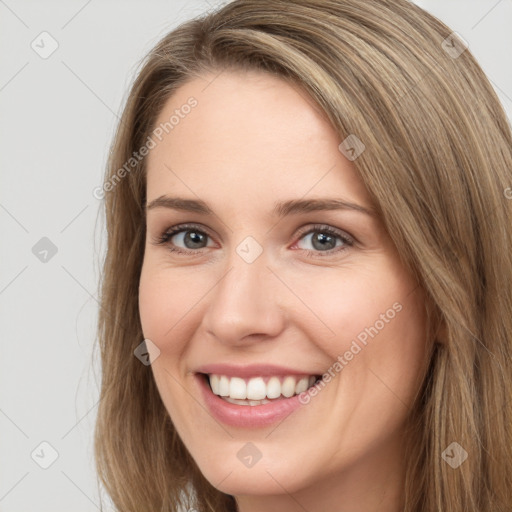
[0,1,511,510]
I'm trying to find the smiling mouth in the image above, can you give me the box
[201,373,321,406]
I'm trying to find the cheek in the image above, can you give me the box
[296,265,428,398]
[337,288,427,409]
[293,267,407,356]
[138,264,195,356]
[138,264,201,427]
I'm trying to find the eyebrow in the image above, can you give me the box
[145,196,375,217]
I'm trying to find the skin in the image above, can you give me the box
[138,69,430,512]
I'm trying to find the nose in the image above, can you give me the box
[200,250,286,347]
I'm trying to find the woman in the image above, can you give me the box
[94,1,512,511]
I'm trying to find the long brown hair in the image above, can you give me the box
[94,1,512,510]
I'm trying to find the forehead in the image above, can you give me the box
[145,69,372,210]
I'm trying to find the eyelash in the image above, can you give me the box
[151,223,355,258]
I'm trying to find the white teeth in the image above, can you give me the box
[208,374,318,402]
[229,377,247,399]
[209,374,220,395]
[266,376,281,399]
[218,375,230,396]
[281,376,296,398]
[223,397,271,406]
[246,377,267,400]
[295,376,309,394]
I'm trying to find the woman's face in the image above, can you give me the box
[139,69,429,507]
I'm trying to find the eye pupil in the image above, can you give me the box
[185,231,206,248]
[163,226,347,255]
[312,232,336,251]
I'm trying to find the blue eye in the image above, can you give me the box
[153,223,354,257]
[168,229,209,249]
[293,224,354,257]
[154,223,213,254]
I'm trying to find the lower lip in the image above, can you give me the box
[196,374,307,428]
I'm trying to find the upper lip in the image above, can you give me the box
[195,363,321,379]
